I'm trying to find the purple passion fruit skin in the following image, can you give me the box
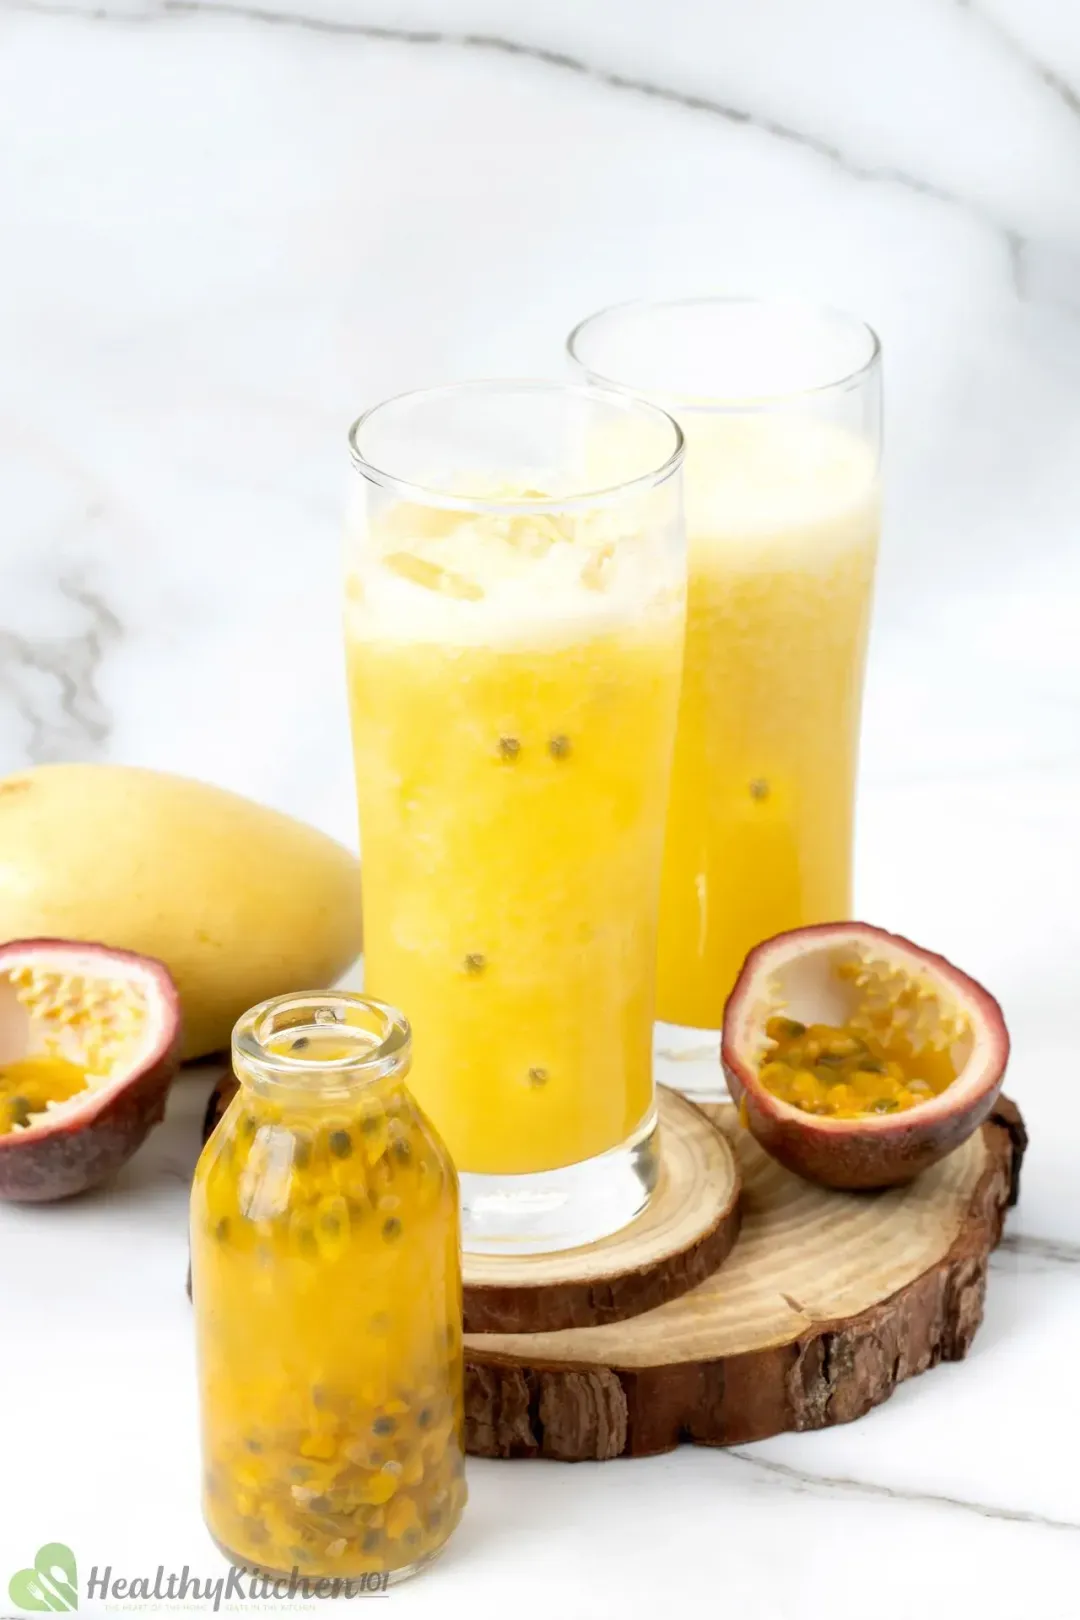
[721,922,1010,1191]
[0,939,182,1202]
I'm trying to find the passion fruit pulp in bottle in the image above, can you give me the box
[190,994,466,1584]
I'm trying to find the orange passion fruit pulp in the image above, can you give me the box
[721,923,1010,1190]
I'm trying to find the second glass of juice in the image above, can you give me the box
[569,299,883,1053]
[344,382,685,1253]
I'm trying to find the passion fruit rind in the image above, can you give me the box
[730,1078,1004,1191]
[722,922,1010,1192]
[0,939,182,1203]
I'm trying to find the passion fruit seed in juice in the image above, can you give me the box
[191,1006,465,1582]
[655,416,880,1027]
[346,503,683,1177]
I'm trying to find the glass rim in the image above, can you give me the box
[566,295,882,411]
[346,377,685,514]
[233,991,411,1085]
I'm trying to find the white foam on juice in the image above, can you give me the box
[346,490,684,649]
[681,416,880,575]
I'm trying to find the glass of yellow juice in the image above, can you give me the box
[569,300,882,1066]
[344,381,686,1253]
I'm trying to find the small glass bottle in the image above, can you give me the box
[190,992,466,1586]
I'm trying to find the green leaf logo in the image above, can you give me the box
[9,1543,78,1611]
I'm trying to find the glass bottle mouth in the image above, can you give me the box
[232,992,411,1093]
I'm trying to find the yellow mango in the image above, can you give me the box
[0,765,362,1059]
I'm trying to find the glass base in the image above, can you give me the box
[210,1531,448,1589]
[652,1020,730,1102]
[460,1109,660,1255]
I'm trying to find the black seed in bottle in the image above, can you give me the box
[392,1136,412,1165]
[496,736,521,761]
[244,1436,263,1454]
[749,778,770,801]
[382,1216,403,1243]
[463,953,486,975]
[361,1113,381,1135]
[329,1129,353,1159]
[319,1209,342,1236]
[214,1216,231,1242]
[362,1529,382,1553]
[291,1036,310,1051]
[527,1067,549,1086]
[372,1415,397,1437]
[293,1136,312,1170]
[308,1495,332,1514]
[417,1406,433,1429]
[548,734,571,760]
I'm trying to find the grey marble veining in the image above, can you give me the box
[0,574,121,764]
[728,1448,1080,1535]
[13,0,1080,273]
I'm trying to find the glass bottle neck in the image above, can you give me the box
[231,992,412,1106]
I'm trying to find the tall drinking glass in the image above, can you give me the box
[344,382,685,1253]
[569,300,882,1052]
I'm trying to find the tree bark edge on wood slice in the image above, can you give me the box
[464,1088,741,1334]
[463,1098,1026,1462]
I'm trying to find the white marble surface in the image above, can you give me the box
[1,0,1079,1614]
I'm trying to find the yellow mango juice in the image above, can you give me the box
[346,504,684,1176]
[657,417,880,1027]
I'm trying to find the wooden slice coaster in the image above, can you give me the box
[463,1087,741,1335]
[464,1097,1027,1460]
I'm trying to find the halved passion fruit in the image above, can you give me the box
[721,923,1010,1190]
[0,939,181,1201]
